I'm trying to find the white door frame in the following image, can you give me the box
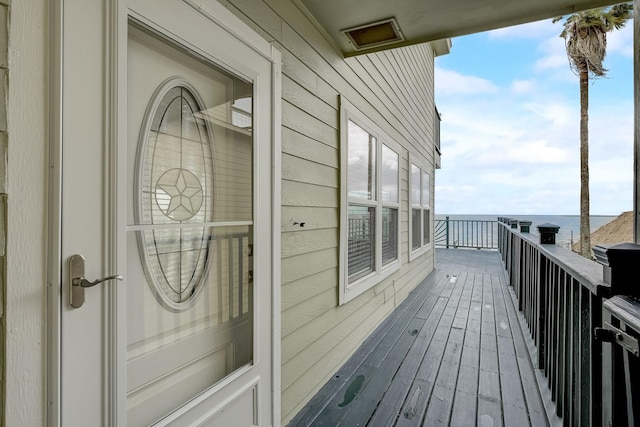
[46,1,281,425]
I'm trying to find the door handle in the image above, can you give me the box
[69,254,124,308]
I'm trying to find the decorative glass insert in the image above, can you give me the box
[135,80,215,311]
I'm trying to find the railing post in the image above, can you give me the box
[593,243,640,427]
[445,216,450,249]
[537,223,560,245]
[519,220,532,233]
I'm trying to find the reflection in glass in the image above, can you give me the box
[381,144,398,204]
[422,171,429,206]
[411,164,420,205]
[348,120,376,200]
[412,208,421,250]
[423,209,430,245]
[348,205,375,282]
[382,207,398,265]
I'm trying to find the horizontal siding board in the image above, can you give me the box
[281,228,337,258]
[282,293,392,390]
[393,48,431,118]
[232,0,436,166]
[282,101,337,148]
[358,53,426,140]
[281,247,337,285]
[281,180,337,208]
[282,74,338,128]
[281,293,389,420]
[282,287,337,338]
[350,55,424,142]
[280,21,424,154]
[281,152,338,188]
[281,268,337,312]
[281,48,339,107]
[282,284,371,363]
[217,0,281,42]
[281,206,338,231]
[281,127,338,169]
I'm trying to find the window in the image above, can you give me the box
[409,159,431,260]
[340,98,400,304]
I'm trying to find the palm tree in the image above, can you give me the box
[553,3,633,258]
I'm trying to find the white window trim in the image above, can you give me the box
[409,154,433,262]
[339,97,401,305]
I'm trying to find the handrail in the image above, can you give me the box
[435,217,497,250]
[498,220,608,426]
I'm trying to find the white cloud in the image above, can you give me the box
[534,36,569,72]
[607,24,633,58]
[510,79,535,94]
[507,140,569,164]
[487,20,558,40]
[435,67,498,95]
[523,102,574,128]
[434,20,633,215]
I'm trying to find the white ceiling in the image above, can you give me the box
[296,0,623,56]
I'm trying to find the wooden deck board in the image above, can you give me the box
[288,249,551,426]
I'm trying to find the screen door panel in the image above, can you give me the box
[126,24,254,426]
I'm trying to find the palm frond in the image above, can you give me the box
[553,2,632,79]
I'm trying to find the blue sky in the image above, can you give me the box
[434,18,634,215]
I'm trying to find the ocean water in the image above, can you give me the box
[434,214,619,248]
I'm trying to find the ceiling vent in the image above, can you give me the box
[342,18,405,51]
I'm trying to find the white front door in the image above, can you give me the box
[56,1,279,425]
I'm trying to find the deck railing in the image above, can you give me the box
[435,216,498,249]
[498,218,640,426]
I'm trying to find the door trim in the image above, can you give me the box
[47,1,282,425]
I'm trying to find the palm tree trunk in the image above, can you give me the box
[579,69,591,258]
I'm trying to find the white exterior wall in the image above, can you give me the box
[219,1,438,423]
[6,0,48,425]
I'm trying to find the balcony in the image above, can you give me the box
[288,219,640,426]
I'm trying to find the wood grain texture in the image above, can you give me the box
[289,250,550,426]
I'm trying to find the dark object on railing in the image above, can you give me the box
[508,219,518,229]
[593,243,640,299]
[600,296,640,426]
[519,220,532,233]
[537,223,560,244]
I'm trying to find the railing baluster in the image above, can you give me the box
[497,220,610,427]
[434,218,505,250]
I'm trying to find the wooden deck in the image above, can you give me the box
[287,249,551,426]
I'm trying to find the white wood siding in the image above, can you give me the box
[220,1,437,423]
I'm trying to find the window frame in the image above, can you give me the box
[409,155,432,261]
[340,98,401,305]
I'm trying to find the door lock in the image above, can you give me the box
[69,254,123,308]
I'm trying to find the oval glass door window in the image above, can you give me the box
[135,79,214,311]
